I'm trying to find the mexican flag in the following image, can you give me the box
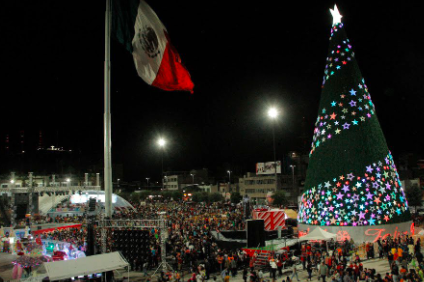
[113,0,194,93]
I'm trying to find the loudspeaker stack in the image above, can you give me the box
[246,219,265,248]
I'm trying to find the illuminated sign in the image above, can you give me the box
[256,161,282,175]
[299,222,414,243]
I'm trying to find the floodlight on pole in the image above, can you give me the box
[267,107,280,191]
[267,107,279,119]
[290,165,297,195]
[157,138,166,190]
[158,138,166,147]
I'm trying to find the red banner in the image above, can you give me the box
[31,224,82,235]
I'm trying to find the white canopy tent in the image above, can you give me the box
[298,227,337,241]
[44,252,129,281]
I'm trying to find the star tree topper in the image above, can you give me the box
[330,4,343,26]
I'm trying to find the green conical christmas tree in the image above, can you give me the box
[298,5,411,227]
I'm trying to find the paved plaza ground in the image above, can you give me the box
[121,257,393,282]
[0,253,393,282]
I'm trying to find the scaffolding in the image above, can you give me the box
[98,216,172,272]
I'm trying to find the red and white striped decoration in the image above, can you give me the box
[252,209,286,231]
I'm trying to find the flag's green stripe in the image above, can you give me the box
[112,0,139,53]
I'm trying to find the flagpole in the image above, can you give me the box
[104,0,113,218]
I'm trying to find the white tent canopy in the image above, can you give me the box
[299,227,337,241]
[44,252,129,281]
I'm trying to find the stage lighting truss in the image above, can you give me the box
[99,219,162,228]
[1,186,99,194]
[98,217,171,272]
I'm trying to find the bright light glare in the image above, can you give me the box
[268,108,279,119]
[66,178,71,182]
[158,138,166,147]
[70,194,117,204]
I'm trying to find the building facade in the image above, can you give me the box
[0,172,98,188]
[238,173,304,204]
[164,175,182,190]
[210,183,238,194]
[239,173,276,203]
[163,168,211,190]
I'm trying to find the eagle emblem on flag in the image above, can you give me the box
[138,26,160,58]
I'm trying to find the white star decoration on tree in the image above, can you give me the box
[330,4,343,26]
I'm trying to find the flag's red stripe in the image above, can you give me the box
[152,40,194,93]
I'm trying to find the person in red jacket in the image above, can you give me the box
[249,257,255,271]
[277,257,283,276]
[325,256,332,268]
[352,262,359,281]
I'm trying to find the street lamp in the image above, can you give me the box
[146,177,150,187]
[158,138,166,147]
[66,178,71,187]
[267,107,279,191]
[157,138,166,190]
[268,108,278,119]
[164,176,168,190]
[190,174,195,184]
[227,170,232,192]
[290,165,296,194]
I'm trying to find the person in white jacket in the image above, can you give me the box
[290,264,300,282]
[270,259,277,282]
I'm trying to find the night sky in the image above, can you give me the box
[2,1,424,181]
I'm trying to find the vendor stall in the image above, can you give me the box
[298,227,337,241]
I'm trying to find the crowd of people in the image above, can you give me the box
[97,199,424,282]
[287,235,424,282]
[89,200,250,274]
[98,197,424,282]
[113,200,248,232]
[5,197,424,282]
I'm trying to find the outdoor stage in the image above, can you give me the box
[298,221,414,243]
